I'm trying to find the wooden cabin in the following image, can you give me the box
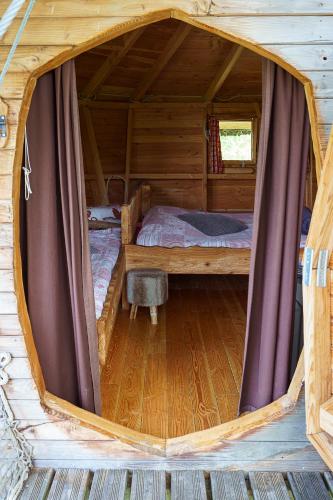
[1,0,333,483]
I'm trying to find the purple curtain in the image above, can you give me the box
[239,60,310,412]
[21,61,101,414]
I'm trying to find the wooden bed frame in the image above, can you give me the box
[96,248,125,366]
[93,186,148,366]
[121,183,252,274]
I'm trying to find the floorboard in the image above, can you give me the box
[101,275,248,438]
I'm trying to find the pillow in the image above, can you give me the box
[87,205,121,223]
[301,206,312,235]
[177,212,248,237]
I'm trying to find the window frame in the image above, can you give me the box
[210,103,260,175]
[218,117,257,165]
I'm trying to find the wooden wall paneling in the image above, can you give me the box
[208,179,256,211]
[145,179,203,208]
[203,45,243,102]
[131,23,192,101]
[0,45,73,73]
[0,200,13,223]
[3,0,333,17]
[81,106,108,204]
[0,248,13,270]
[87,107,128,175]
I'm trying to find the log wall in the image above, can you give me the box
[0,0,333,466]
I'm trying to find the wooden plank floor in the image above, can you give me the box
[101,275,248,438]
[19,469,333,499]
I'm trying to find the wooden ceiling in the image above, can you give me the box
[75,19,262,103]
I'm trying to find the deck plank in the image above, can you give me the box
[287,472,331,499]
[210,471,248,499]
[19,468,54,499]
[89,469,128,500]
[323,471,333,492]
[47,469,90,500]
[249,472,289,500]
[130,470,166,500]
[171,471,207,500]
[19,469,333,499]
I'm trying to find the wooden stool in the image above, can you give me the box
[127,269,168,325]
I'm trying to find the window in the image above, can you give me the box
[219,120,254,162]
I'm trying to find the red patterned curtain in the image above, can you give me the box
[208,115,224,173]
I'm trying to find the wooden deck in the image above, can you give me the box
[19,469,333,499]
[101,275,247,438]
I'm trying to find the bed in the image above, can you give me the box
[122,184,306,275]
[88,213,125,366]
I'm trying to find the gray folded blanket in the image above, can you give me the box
[177,212,248,237]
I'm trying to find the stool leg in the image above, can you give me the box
[150,306,158,325]
[130,304,138,320]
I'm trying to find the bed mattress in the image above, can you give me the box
[89,228,121,318]
[136,205,307,249]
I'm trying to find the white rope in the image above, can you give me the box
[0,0,26,40]
[0,0,36,89]
[23,127,32,200]
[0,352,32,500]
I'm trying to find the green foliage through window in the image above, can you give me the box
[219,120,253,161]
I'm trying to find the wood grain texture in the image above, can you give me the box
[210,471,248,500]
[125,245,251,274]
[287,471,331,500]
[3,0,333,17]
[249,472,290,500]
[97,250,125,366]
[131,470,166,499]
[303,271,331,434]
[171,470,207,499]
[101,277,246,438]
[89,469,128,500]
[47,469,90,500]
[19,468,54,500]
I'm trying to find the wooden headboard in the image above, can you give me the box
[121,184,151,244]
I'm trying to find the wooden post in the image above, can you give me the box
[202,107,208,210]
[303,269,331,434]
[81,106,108,204]
[124,108,133,203]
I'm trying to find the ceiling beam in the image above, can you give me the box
[131,23,192,102]
[81,27,145,98]
[203,45,244,102]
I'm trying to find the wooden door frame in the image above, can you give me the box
[6,8,330,457]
